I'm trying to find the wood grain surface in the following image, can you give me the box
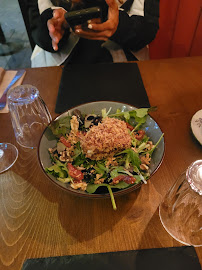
[0,58,201,270]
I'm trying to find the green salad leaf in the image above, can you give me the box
[116,148,141,168]
[45,160,68,178]
[49,116,71,137]
[72,142,86,166]
[143,133,164,156]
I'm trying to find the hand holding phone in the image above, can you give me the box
[64,0,119,42]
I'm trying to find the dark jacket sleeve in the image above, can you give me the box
[27,0,70,52]
[110,0,159,52]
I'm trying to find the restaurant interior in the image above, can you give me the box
[0,0,201,270]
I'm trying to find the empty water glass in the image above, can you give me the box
[7,85,52,149]
[159,160,202,246]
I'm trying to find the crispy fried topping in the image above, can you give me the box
[80,117,132,160]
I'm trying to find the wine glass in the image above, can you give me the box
[7,85,52,149]
[0,143,18,173]
[159,160,202,246]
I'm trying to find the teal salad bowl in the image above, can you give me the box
[38,101,165,199]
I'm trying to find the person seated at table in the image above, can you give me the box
[28,0,160,67]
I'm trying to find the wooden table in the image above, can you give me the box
[0,56,201,270]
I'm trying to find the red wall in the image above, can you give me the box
[149,0,202,59]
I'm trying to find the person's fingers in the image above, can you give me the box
[87,20,112,32]
[48,27,63,49]
[53,34,60,43]
[52,40,58,51]
[50,28,63,43]
[87,21,118,37]
[53,9,60,19]
[48,8,70,50]
[74,21,117,40]
[48,17,65,43]
[84,0,119,36]
[87,18,102,24]
[50,30,64,50]
[53,8,65,19]
[74,24,82,30]
[74,28,110,40]
[47,18,57,33]
[48,24,55,34]
[48,22,58,40]
[73,18,101,32]
[53,8,69,28]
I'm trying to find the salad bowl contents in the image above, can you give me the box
[38,101,165,210]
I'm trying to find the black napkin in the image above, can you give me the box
[22,246,201,270]
[55,63,150,113]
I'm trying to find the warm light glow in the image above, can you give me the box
[198,165,202,181]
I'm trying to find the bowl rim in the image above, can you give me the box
[37,101,165,198]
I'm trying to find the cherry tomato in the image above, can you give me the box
[123,175,136,184]
[112,175,125,184]
[113,175,136,184]
[60,136,71,148]
[126,122,134,131]
[135,130,145,140]
[67,163,84,182]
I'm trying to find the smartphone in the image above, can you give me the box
[64,6,102,27]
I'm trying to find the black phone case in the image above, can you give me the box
[65,6,101,26]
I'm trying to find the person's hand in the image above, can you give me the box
[47,8,69,51]
[74,0,119,41]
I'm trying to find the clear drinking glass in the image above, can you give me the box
[159,160,202,246]
[7,85,52,149]
[0,143,18,173]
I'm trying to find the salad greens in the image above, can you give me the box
[45,107,163,210]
